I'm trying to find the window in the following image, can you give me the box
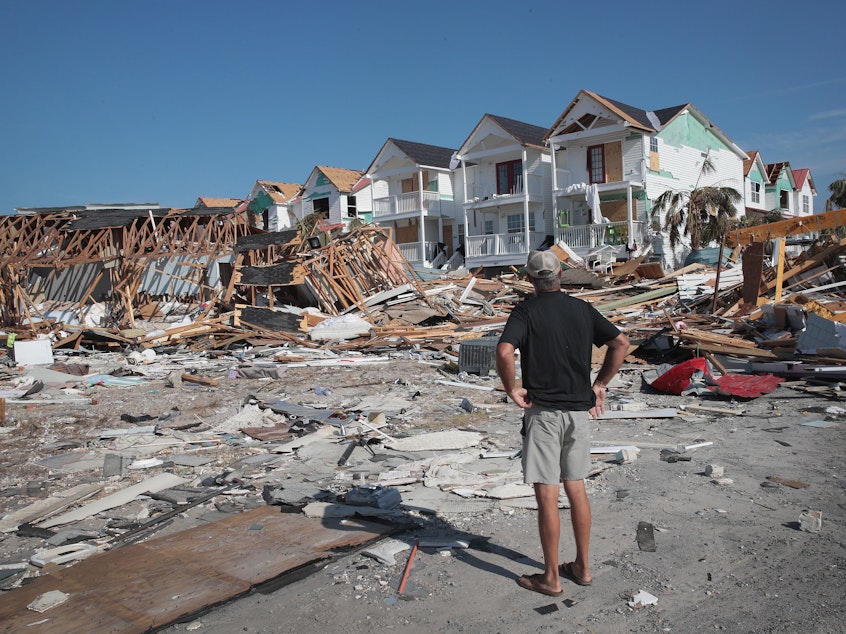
[650,137,658,153]
[750,181,761,204]
[401,176,417,193]
[506,212,536,233]
[313,197,330,215]
[483,219,494,235]
[401,170,431,193]
[587,145,605,184]
[496,160,523,195]
[803,195,810,215]
[347,195,357,218]
[779,189,789,209]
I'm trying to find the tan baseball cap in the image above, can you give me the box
[525,250,561,279]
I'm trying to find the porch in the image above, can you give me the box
[396,240,443,266]
[464,231,549,260]
[558,220,648,256]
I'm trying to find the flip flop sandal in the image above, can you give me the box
[517,573,564,597]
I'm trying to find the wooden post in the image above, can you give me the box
[774,238,786,303]
[711,244,724,314]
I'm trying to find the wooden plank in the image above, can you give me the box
[0,507,393,633]
[680,343,779,358]
[594,285,677,312]
[180,372,220,387]
[741,241,765,305]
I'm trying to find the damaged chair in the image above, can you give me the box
[587,244,616,275]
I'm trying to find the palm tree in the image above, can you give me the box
[651,155,742,251]
[828,175,846,209]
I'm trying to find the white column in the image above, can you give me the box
[367,174,374,223]
[418,169,425,263]
[461,157,469,256]
[550,142,559,244]
[550,142,558,190]
[627,183,634,249]
[523,148,531,252]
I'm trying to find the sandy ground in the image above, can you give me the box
[1,353,845,634]
[161,392,845,634]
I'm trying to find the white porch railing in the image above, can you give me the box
[373,190,441,218]
[465,231,548,258]
[466,173,545,201]
[558,221,647,250]
[397,241,441,263]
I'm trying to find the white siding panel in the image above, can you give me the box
[622,135,645,182]
[372,179,389,199]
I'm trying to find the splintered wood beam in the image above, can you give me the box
[13,286,46,335]
[223,253,243,303]
[77,270,105,319]
[724,208,846,247]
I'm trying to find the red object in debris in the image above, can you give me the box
[650,358,711,395]
[711,374,784,399]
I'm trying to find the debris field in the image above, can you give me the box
[0,208,845,632]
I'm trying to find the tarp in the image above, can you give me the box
[646,358,784,399]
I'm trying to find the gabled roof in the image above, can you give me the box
[546,90,672,138]
[546,89,734,146]
[792,168,816,194]
[743,150,760,177]
[389,139,456,169]
[351,177,371,194]
[766,161,791,182]
[256,180,301,204]
[316,166,364,192]
[194,197,242,209]
[456,113,549,157]
[487,114,548,148]
[593,92,686,131]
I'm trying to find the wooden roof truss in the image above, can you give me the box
[0,209,253,328]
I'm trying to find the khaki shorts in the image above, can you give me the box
[522,407,590,484]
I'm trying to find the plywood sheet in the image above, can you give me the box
[0,506,392,632]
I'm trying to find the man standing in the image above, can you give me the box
[496,250,629,597]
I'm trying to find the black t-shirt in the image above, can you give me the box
[499,291,620,410]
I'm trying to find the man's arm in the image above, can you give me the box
[589,332,630,418]
[496,341,532,409]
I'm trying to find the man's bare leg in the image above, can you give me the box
[561,478,592,584]
[530,482,563,593]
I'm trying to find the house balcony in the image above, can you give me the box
[463,174,544,210]
[373,190,447,220]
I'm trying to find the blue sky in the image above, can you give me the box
[1,1,843,214]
